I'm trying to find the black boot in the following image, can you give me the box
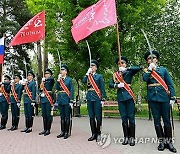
[96,121,102,142]
[57,119,65,138]
[122,122,129,145]
[155,125,165,151]
[44,119,52,136]
[21,118,29,132]
[64,118,70,139]
[88,119,97,141]
[129,123,135,146]
[12,117,19,131]
[164,126,177,153]
[39,118,47,135]
[7,117,16,131]
[26,118,33,133]
[0,117,7,130]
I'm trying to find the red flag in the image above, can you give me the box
[10,11,45,46]
[71,0,117,43]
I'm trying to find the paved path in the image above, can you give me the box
[0,115,179,154]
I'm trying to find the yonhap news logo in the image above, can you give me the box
[97,133,175,148]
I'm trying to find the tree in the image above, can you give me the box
[0,0,33,78]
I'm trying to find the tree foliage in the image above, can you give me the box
[25,0,180,98]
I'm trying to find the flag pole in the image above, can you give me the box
[116,23,121,65]
[1,34,5,82]
[85,40,91,67]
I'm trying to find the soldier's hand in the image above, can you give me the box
[0,82,2,85]
[101,101,105,107]
[119,67,127,72]
[69,100,74,108]
[170,100,175,109]
[148,63,156,71]
[86,68,92,75]
[17,102,21,108]
[117,82,124,88]
[42,77,46,82]
[10,80,14,85]
[31,101,36,107]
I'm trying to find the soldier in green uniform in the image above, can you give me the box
[143,50,177,153]
[82,60,106,142]
[8,74,23,131]
[55,64,74,139]
[39,69,55,136]
[0,75,11,130]
[21,71,36,133]
[109,56,141,146]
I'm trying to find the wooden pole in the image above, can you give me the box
[116,23,121,66]
[41,39,45,77]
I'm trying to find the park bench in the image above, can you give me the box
[102,101,119,117]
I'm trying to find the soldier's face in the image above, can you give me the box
[118,61,126,68]
[91,64,97,73]
[147,57,158,64]
[27,75,33,81]
[4,79,9,82]
[45,73,51,78]
[61,69,67,76]
[14,77,20,83]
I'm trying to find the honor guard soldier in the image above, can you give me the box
[143,50,177,153]
[39,68,55,136]
[0,75,11,130]
[21,71,36,133]
[109,56,141,146]
[8,74,23,131]
[82,60,106,142]
[55,64,74,139]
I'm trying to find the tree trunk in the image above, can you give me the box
[37,42,42,89]
[137,72,143,112]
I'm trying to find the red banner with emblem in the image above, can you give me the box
[10,11,45,46]
[71,0,117,43]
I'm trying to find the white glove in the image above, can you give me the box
[101,101,105,107]
[31,102,35,107]
[42,77,46,82]
[86,68,92,75]
[148,63,156,71]
[58,74,62,79]
[20,79,27,85]
[17,102,21,108]
[117,82,124,88]
[70,103,73,108]
[54,102,59,107]
[0,82,2,85]
[57,74,61,81]
[10,80,14,85]
[170,100,175,109]
[119,67,127,72]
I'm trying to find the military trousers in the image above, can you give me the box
[24,103,34,119]
[87,100,102,124]
[41,102,52,121]
[0,101,9,119]
[118,99,135,124]
[149,101,171,127]
[59,104,70,120]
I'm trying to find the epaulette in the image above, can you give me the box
[143,68,150,73]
